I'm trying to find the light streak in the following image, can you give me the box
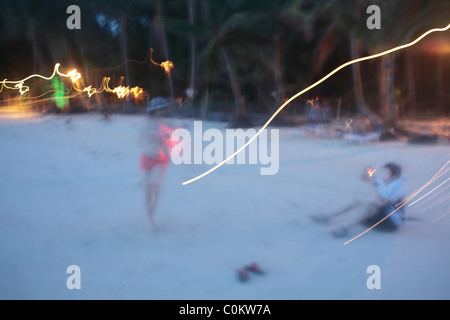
[436,190,450,205]
[182,23,450,186]
[83,86,97,97]
[112,86,129,99]
[0,48,167,108]
[150,48,174,74]
[3,63,62,85]
[407,177,449,207]
[101,77,143,99]
[160,61,174,73]
[415,185,448,210]
[15,82,29,95]
[1,63,144,104]
[130,86,143,98]
[396,163,448,207]
[367,168,376,177]
[430,212,450,225]
[67,69,82,83]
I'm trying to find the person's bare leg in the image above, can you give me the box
[330,202,379,237]
[311,199,363,224]
[145,164,167,230]
[147,183,160,229]
[143,170,158,230]
[144,181,155,229]
[155,164,167,185]
[327,200,362,219]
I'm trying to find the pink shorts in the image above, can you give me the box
[140,154,168,171]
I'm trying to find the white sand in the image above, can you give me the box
[0,112,448,300]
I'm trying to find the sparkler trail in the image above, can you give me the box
[150,48,174,74]
[367,168,376,177]
[182,23,450,186]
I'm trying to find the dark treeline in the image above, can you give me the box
[0,0,449,126]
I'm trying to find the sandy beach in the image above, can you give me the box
[0,112,448,299]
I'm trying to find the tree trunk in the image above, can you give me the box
[273,32,285,107]
[436,54,444,114]
[73,33,93,111]
[379,55,396,125]
[220,46,252,128]
[156,5,175,102]
[220,46,245,116]
[119,15,130,113]
[30,26,46,75]
[405,50,416,116]
[350,37,383,128]
[119,15,130,86]
[379,57,387,119]
[386,56,396,123]
[187,0,196,98]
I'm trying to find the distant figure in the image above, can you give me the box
[310,163,406,238]
[140,106,174,230]
[305,98,321,124]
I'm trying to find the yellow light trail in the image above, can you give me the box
[0,48,169,106]
[150,48,174,74]
[21,88,75,105]
[1,64,144,103]
[15,82,29,95]
[182,23,450,186]
[3,63,64,85]
[367,168,376,177]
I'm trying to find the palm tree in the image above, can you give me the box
[397,0,450,117]
[186,0,197,99]
[311,0,387,128]
[253,0,314,108]
[150,1,176,102]
[92,0,144,112]
[197,1,266,127]
[1,0,63,74]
